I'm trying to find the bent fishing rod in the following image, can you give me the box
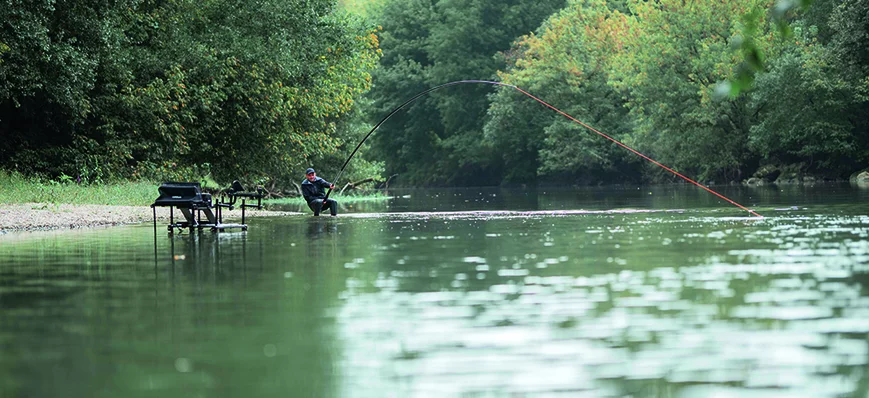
[320,79,763,218]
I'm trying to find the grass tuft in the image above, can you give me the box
[0,171,158,206]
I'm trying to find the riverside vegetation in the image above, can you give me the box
[1,0,867,193]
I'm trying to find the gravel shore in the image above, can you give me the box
[0,203,297,234]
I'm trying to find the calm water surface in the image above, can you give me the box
[2,184,869,397]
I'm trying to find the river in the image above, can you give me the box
[2,183,869,397]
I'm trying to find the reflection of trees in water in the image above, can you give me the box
[158,223,353,397]
[167,231,258,284]
[0,220,391,397]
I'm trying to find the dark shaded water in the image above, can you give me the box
[2,184,869,397]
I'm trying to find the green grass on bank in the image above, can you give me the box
[0,171,390,207]
[0,172,158,206]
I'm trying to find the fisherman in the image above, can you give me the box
[301,168,337,216]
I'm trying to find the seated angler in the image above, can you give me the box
[301,168,338,216]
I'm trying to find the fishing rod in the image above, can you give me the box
[320,79,763,218]
[319,80,511,213]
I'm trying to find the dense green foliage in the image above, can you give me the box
[0,0,381,189]
[368,0,869,185]
[366,0,565,185]
[339,0,386,18]
[606,0,770,182]
[486,0,638,184]
[3,0,867,190]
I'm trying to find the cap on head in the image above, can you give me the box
[305,168,316,175]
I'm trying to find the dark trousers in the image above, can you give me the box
[308,199,337,216]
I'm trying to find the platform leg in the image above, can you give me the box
[242,199,246,225]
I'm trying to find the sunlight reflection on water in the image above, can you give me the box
[336,209,869,397]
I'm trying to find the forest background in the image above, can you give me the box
[1,0,867,192]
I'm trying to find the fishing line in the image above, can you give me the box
[321,80,763,218]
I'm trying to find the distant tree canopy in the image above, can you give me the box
[486,0,638,184]
[0,0,380,186]
[367,0,566,185]
[368,0,869,186]
[2,0,867,188]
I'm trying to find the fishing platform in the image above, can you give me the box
[150,180,264,233]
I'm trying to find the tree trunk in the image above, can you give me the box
[340,177,376,194]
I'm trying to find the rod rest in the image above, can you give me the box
[214,180,265,227]
[218,180,265,209]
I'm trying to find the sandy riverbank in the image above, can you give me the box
[0,203,299,234]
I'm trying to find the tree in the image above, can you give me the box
[365,0,442,183]
[367,0,564,186]
[0,0,134,179]
[0,0,381,187]
[485,0,639,184]
[116,0,382,185]
[748,21,864,175]
[608,0,771,183]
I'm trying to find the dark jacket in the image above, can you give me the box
[301,177,332,203]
